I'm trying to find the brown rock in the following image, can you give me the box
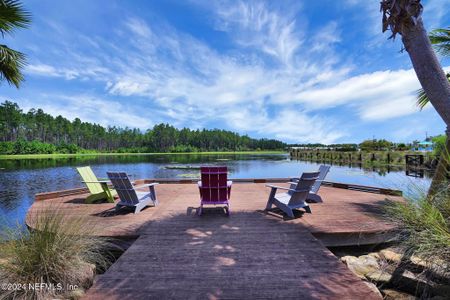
[380,249,402,263]
[410,255,427,268]
[65,287,85,299]
[365,270,392,283]
[368,252,381,260]
[342,255,380,279]
[382,289,416,300]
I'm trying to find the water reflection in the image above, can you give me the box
[0,153,432,228]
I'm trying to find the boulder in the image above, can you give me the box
[365,270,392,283]
[392,269,434,296]
[341,255,380,279]
[382,289,416,300]
[380,249,402,263]
[65,287,85,299]
[410,255,427,268]
[368,252,381,260]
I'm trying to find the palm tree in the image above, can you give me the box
[381,1,450,195]
[414,27,450,193]
[0,0,30,88]
[417,28,450,110]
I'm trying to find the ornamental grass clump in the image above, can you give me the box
[384,182,450,292]
[0,208,112,299]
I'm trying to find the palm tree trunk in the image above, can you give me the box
[401,19,450,195]
[401,20,450,124]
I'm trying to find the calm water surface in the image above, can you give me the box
[0,153,431,228]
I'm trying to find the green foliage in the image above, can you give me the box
[0,101,286,154]
[384,184,450,282]
[432,134,447,156]
[0,0,30,88]
[0,0,31,35]
[429,27,450,56]
[359,139,393,151]
[396,143,408,151]
[0,208,112,299]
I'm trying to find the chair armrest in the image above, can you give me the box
[265,184,294,192]
[135,183,159,188]
[82,180,109,184]
[265,184,310,193]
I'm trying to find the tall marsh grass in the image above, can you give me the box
[0,207,113,299]
[385,182,450,281]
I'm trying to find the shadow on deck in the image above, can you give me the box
[26,181,404,299]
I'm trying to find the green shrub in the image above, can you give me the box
[0,142,15,154]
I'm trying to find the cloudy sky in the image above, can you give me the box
[2,0,450,143]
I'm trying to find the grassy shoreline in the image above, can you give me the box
[0,150,286,160]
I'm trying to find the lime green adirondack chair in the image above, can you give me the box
[76,166,117,203]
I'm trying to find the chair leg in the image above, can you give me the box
[135,202,146,214]
[198,204,203,216]
[149,185,158,206]
[225,204,230,216]
[265,187,277,211]
[306,193,322,203]
[286,208,295,219]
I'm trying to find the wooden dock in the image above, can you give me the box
[27,180,403,299]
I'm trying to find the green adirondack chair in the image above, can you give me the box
[76,166,117,203]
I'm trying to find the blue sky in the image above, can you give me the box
[1,0,450,144]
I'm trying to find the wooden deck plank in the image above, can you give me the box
[85,208,381,299]
[26,182,403,299]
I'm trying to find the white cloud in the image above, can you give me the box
[18,2,449,144]
[205,1,304,65]
[25,64,58,77]
[18,94,154,130]
[292,68,428,121]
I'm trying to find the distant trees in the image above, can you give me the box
[359,139,393,151]
[0,101,286,154]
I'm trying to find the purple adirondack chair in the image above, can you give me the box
[197,166,232,216]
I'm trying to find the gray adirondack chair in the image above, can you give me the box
[291,165,330,203]
[107,172,158,214]
[265,172,320,218]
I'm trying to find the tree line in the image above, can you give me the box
[290,136,445,153]
[0,101,286,154]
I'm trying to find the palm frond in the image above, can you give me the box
[429,27,450,56]
[416,73,450,110]
[0,0,31,37]
[0,44,25,87]
[416,88,428,110]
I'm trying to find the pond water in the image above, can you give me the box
[0,153,432,229]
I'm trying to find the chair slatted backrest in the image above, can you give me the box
[310,165,330,193]
[77,166,103,194]
[289,171,320,206]
[200,166,228,203]
[107,172,139,205]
